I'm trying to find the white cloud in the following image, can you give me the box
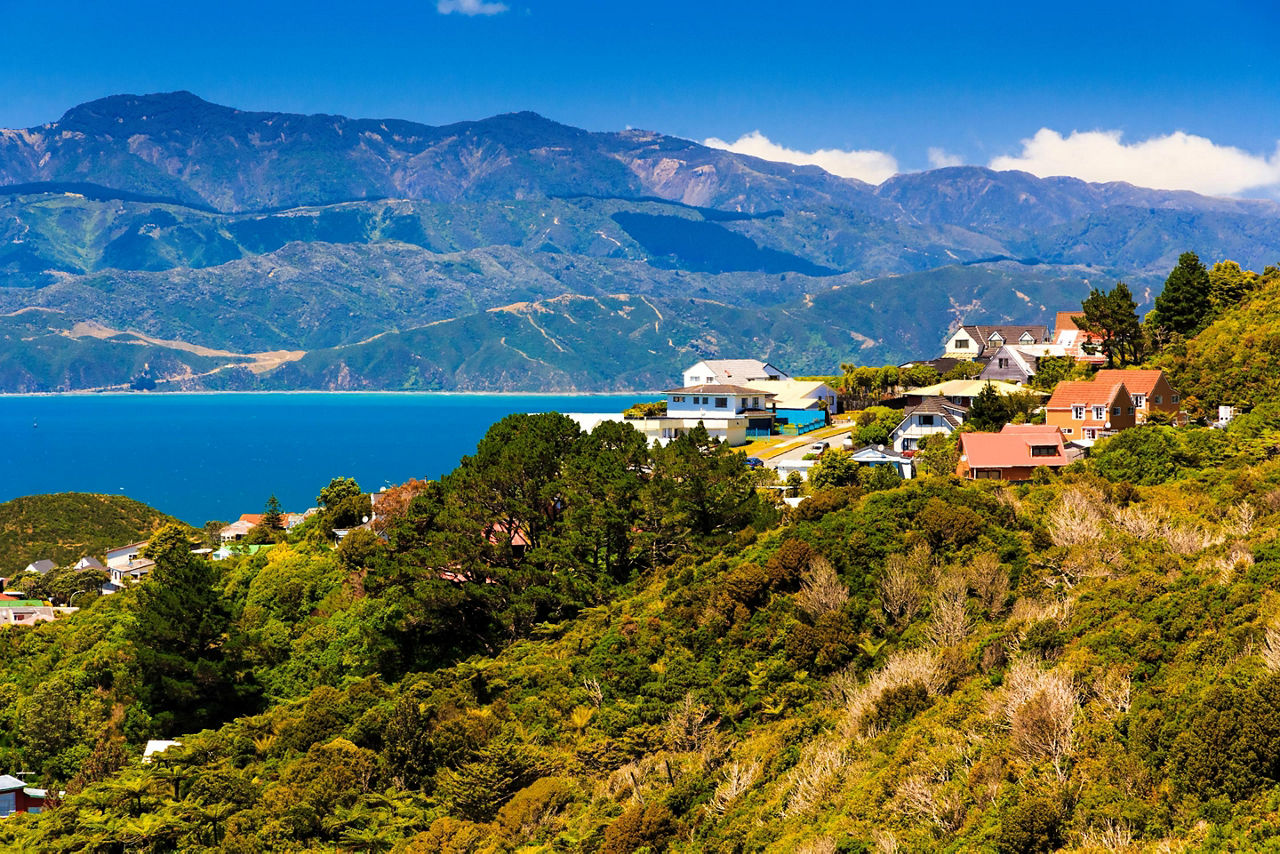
[703,130,899,184]
[927,147,964,169]
[437,0,508,15]
[989,128,1280,197]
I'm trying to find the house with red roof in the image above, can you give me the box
[0,774,47,816]
[956,424,1074,482]
[1091,369,1181,423]
[1045,379,1136,441]
[1053,311,1107,365]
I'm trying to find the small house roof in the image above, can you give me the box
[688,359,788,382]
[1091,369,1168,397]
[664,384,776,396]
[107,541,149,554]
[24,559,55,575]
[0,775,25,792]
[907,379,1043,399]
[75,556,105,569]
[899,397,967,429]
[1046,380,1130,409]
[960,425,1068,469]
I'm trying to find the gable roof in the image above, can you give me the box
[75,556,105,569]
[687,359,787,382]
[739,379,833,408]
[1091,369,1168,397]
[0,775,25,792]
[24,559,55,574]
[956,325,1050,349]
[960,424,1068,469]
[1046,380,1129,409]
[899,396,967,429]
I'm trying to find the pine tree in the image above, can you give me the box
[1153,251,1212,336]
[1074,281,1144,367]
[262,494,283,530]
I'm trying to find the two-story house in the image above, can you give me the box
[978,343,1072,385]
[1045,380,1136,441]
[1091,369,1181,423]
[608,384,778,446]
[1053,311,1107,365]
[942,325,1050,361]
[682,359,790,388]
[890,397,967,452]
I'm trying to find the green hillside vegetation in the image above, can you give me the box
[10,397,1280,850]
[0,492,181,574]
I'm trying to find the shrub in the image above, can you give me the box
[1169,674,1280,800]
[494,776,575,839]
[996,794,1066,854]
[916,498,985,550]
[602,803,678,854]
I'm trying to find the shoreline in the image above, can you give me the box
[0,389,664,399]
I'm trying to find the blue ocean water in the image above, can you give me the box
[0,393,650,525]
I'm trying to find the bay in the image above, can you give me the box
[0,392,651,525]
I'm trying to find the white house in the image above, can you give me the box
[23,559,55,576]
[103,541,153,591]
[106,542,148,570]
[218,520,254,543]
[942,325,1049,360]
[849,445,915,479]
[570,384,776,447]
[890,398,967,452]
[682,359,790,388]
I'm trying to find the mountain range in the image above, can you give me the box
[2,91,1280,392]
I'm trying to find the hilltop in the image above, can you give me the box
[4,94,1280,391]
[0,492,181,572]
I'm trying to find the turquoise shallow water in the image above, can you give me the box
[0,392,648,525]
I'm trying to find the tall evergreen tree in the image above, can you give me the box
[262,494,283,530]
[133,525,252,732]
[1074,281,1145,367]
[1152,251,1213,336]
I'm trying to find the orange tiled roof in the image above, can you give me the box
[1092,369,1165,397]
[1046,380,1128,409]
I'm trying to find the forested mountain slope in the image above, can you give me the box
[4,93,1280,390]
[7,401,1280,850]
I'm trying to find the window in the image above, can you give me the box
[1030,445,1057,457]
[988,333,1004,344]
[919,414,935,426]
[1112,406,1120,416]
[1153,395,1162,404]
[1072,405,1085,419]
[954,338,970,349]
[714,397,728,408]
[1084,428,1097,439]
[1133,394,1145,407]
[1093,405,1106,420]
[1128,407,1134,415]
[998,357,1010,369]
[0,792,13,817]
[752,397,760,408]
[1019,332,1035,343]
[1172,394,1180,404]
[974,469,1002,479]
[1061,427,1074,435]
[902,438,916,450]
[673,395,685,403]
[701,397,709,405]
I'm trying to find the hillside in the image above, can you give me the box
[0,492,181,573]
[4,93,1280,391]
[6,404,1280,850]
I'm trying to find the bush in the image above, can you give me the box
[1091,425,1191,485]
[602,803,678,854]
[916,498,985,549]
[495,776,575,839]
[1169,674,1280,800]
[996,794,1066,854]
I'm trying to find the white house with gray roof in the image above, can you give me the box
[682,359,790,388]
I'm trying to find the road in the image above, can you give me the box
[764,429,854,467]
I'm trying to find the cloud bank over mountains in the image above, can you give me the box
[704,128,1280,198]
[703,131,900,184]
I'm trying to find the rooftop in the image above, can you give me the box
[960,424,1068,468]
[664,384,777,396]
[907,379,1044,398]
[1046,380,1130,409]
[1092,369,1168,397]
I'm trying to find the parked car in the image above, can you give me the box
[811,441,829,453]
[744,457,765,468]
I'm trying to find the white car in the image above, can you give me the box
[811,441,829,453]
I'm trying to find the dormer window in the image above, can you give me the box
[1030,445,1057,457]
[1019,332,1035,343]
[988,333,1004,344]
[1072,405,1085,420]
[1092,405,1106,420]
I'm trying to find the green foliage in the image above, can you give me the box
[1153,251,1213,337]
[809,450,859,490]
[1076,281,1145,367]
[602,803,678,854]
[996,795,1066,854]
[943,360,984,380]
[1169,675,1280,800]
[0,492,180,573]
[318,477,370,530]
[623,400,668,418]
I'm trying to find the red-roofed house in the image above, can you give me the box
[956,424,1073,481]
[1053,311,1107,365]
[1045,380,1136,441]
[1091,369,1181,423]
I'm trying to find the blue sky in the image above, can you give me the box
[3,0,1280,194]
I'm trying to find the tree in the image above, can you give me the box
[915,433,959,477]
[133,525,254,732]
[967,383,1012,431]
[262,495,283,530]
[318,477,370,530]
[809,449,859,490]
[1074,281,1145,367]
[1152,251,1213,336]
